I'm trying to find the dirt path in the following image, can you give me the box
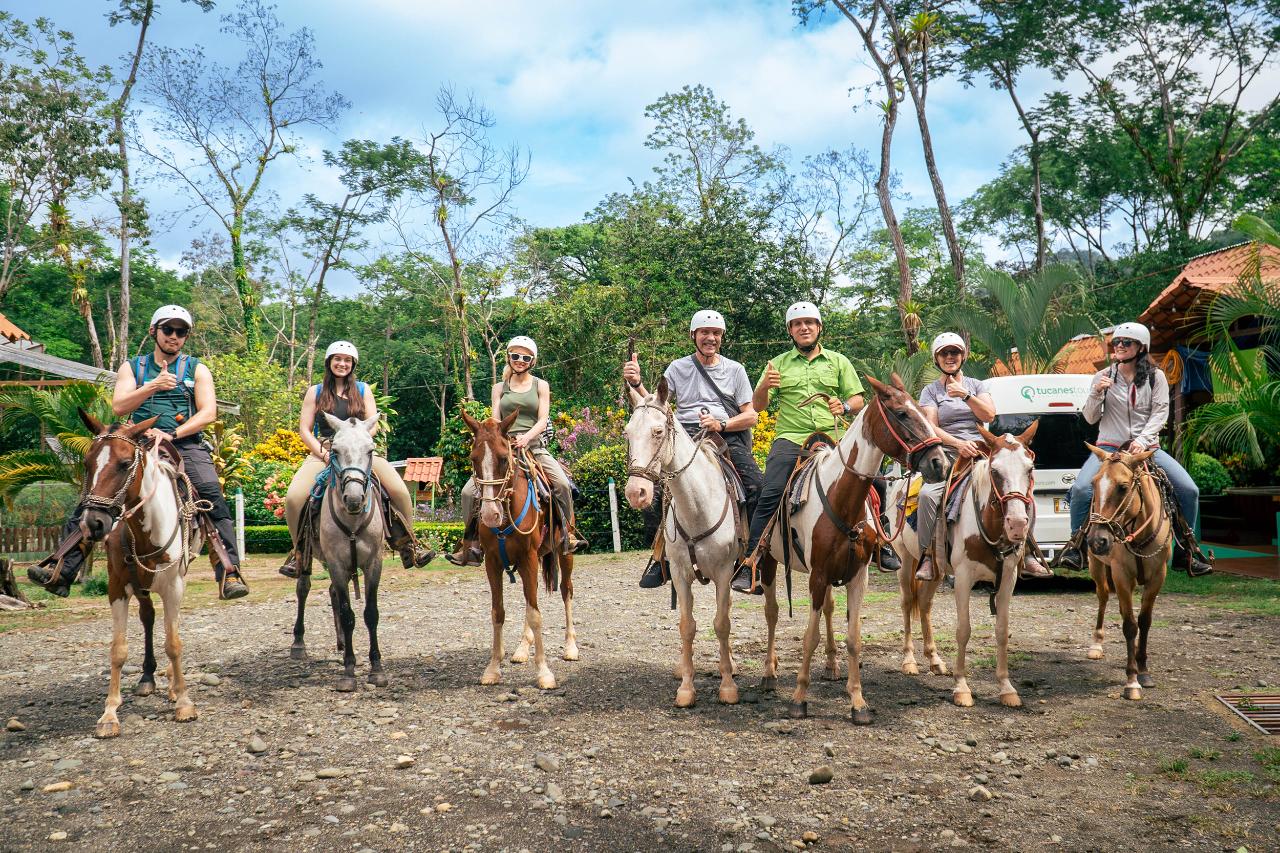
[1,552,1277,852]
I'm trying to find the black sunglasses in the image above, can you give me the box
[937,348,964,358]
[509,353,534,364]
[1110,338,1136,349]
[158,324,190,338]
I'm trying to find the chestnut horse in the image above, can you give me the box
[77,411,201,738]
[1083,445,1171,700]
[462,410,578,690]
[757,375,948,723]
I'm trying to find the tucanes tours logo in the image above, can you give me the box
[1020,384,1080,403]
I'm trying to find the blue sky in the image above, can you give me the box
[28,0,1060,294]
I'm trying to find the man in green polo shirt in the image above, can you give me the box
[731,301,867,594]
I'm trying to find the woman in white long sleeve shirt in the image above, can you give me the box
[1058,322,1210,575]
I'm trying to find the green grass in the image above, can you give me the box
[1192,770,1255,792]
[1255,747,1280,783]
[1225,732,1242,743]
[969,650,1032,669]
[1161,571,1280,617]
[1159,758,1189,775]
[1188,747,1221,762]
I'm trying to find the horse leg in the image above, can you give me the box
[674,573,697,707]
[918,574,948,675]
[481,557,505,686]
[95,592,130,738]
[510,608,533,665]
[994,559,1021,707]
[1114,573,1142,700]
[952,569,975,707]
[1087,558,1109,660]
[788,579,827,719]
[331,577,359,693]
[329,581,346,655]
[846,569,873,725]
[822,586,840,680]
[1136,563,1164,689]
[291,571,311,660]
[134,592,158,696]
[521,557,555,690]
[560,553,579,661]
[760,556,780,692]
[899,564,919,675]
[364,568,387,687]
[158,579,196,722]
[713,574,738,704]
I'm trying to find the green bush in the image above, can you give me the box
[10,482,79,525]
[434,399,490,497]
[80,574,109,596]
[1188,453,1233,496]
[241,522,465,555]
[570,443,647,551]
[240,459,296,525]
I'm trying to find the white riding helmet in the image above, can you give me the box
[689,309,726,333]
[149,305,193,329]
[931,332,967,357]
[507,335,538,359]
[785,301,822,327]
[1110,322,1151,349]
[325,340,360,363]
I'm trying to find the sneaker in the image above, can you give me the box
[220,570,249,600]
[730,561,762,595]
[1174,548,1213,577]
[1019,554,1053,579]
[445,542,483,567]
[278,553,300,579]
[877,544,902,573]
[639,558,667,589]
[400,544,438,569]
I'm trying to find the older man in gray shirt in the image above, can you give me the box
[623,309,763,588]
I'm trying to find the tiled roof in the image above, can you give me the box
[1139,241,1280,351]
[402,457,444,484]
[987,333,1109,377]
[0,311,29,343]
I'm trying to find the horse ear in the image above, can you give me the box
[1085,442,1109,461]
[460,410,481,433]
[359,414,379,434]
[499,408,520,434]
[863,374,889,397]
[655,376,670,407]
[1129,447,1156,463]
[890,372,907,392]
[322,412,345,434]
[977,423,1000,448]
[1016,417,1040,445]
[124,415,159,440]
[79,407,107,436]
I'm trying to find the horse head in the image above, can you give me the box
[861,374,948,483]
[1085,443,1156,558]
[77,409,157,543]
[461,408,520,528]
[622,376,673,510]
[977,420,1039,544]
[323,412,379,515]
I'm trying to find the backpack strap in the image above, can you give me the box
[130,353,150,385]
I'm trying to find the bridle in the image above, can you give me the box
[1088,455,1169,559]
[324,444,379,599]
[625,401,706,488]
[473,432,541,582]
[80,432,146,521]
[328,451,374,514]
[872,394,942,473]
[973,444,1036,559]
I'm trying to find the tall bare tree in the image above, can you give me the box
[139,0,346,350]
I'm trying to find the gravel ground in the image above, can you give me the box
[1,551,1278,852]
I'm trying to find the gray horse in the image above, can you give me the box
[289,413,388,692]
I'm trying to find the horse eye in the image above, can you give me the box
[1116,484,1128,493]
[652,429,663,438]
[117,460,129,469]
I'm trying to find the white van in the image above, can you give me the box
[982,374,1098,565]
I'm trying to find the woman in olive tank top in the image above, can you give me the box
[278,340,435,577]
[447,336,587,565]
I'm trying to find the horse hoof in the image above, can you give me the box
[510,647,530,665]
[788,701,808,720]
[335,677,358,693]
[1138,673,1155,689]
[480,668,501,686]
[821,666,841,682]
[562,644,580,662]
[368,672,389,688]
[953,692,974,708]
[999,692,1022,708]
[289,646,308,661]
[719,685,740,705]
[174,704,198,723]
[675,689,697,708]
[1087,646,1104,660]
[1123,686,1142,701]
[133,679,155,697]
[851,707,874,726]
[903,662,920,676]
[536,673,557,691]
[759,676,777,692]
[94,719,120,739]
[929,662,949,676]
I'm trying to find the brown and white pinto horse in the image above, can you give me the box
[887,422,1040,708]
[77,411,201,738]
[757,375,948,724]
[461,410,578,690]
[1083,445,1171,700]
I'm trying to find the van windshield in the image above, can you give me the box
[988,413,1099,472]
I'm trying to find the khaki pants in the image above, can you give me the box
[459,439,574,529]
[285,454,414,546]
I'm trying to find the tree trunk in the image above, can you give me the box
[230,210,260,351]
[0,557,32,607]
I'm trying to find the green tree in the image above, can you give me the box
[0,382,115,500]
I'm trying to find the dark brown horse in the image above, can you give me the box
[77,411,201,738]
[462,410,578,689]
[758,375,948,724]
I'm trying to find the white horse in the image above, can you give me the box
[624,379,743,707]
[887,423,1040,707]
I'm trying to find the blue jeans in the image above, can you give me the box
[1067,448,1198,538]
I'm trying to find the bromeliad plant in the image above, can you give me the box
[0,381,115,503]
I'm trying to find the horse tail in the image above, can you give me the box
[542,551,559,593]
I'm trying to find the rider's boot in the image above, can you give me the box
[1173,546,1213,577]
[730,551,764,595]
[561,524,588,555]
[1054,542,1085,571]
[1019,553,1053,579]
[386,506,436,569]
[217,563,249,600]
[639,556,668,589]
[278,551,301,579]
[552,491,588,555]
[26,559,75,598]
[914,552,937,582]
[877,543,902,573]
[446,517,483,567]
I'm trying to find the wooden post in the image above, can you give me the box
[607,477,622,553]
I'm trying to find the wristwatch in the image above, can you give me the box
[841,402,852,416]
[718,418,728,432]
[962,391,972,402]
[627,380,641,389]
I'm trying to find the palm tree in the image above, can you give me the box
[940,264,1098,375]
[0,382,115,502]
[851,346,940,397]
[1182,214,1280,466]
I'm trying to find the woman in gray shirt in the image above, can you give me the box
[1058,322,1210,575]
[914,333,1052,581]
